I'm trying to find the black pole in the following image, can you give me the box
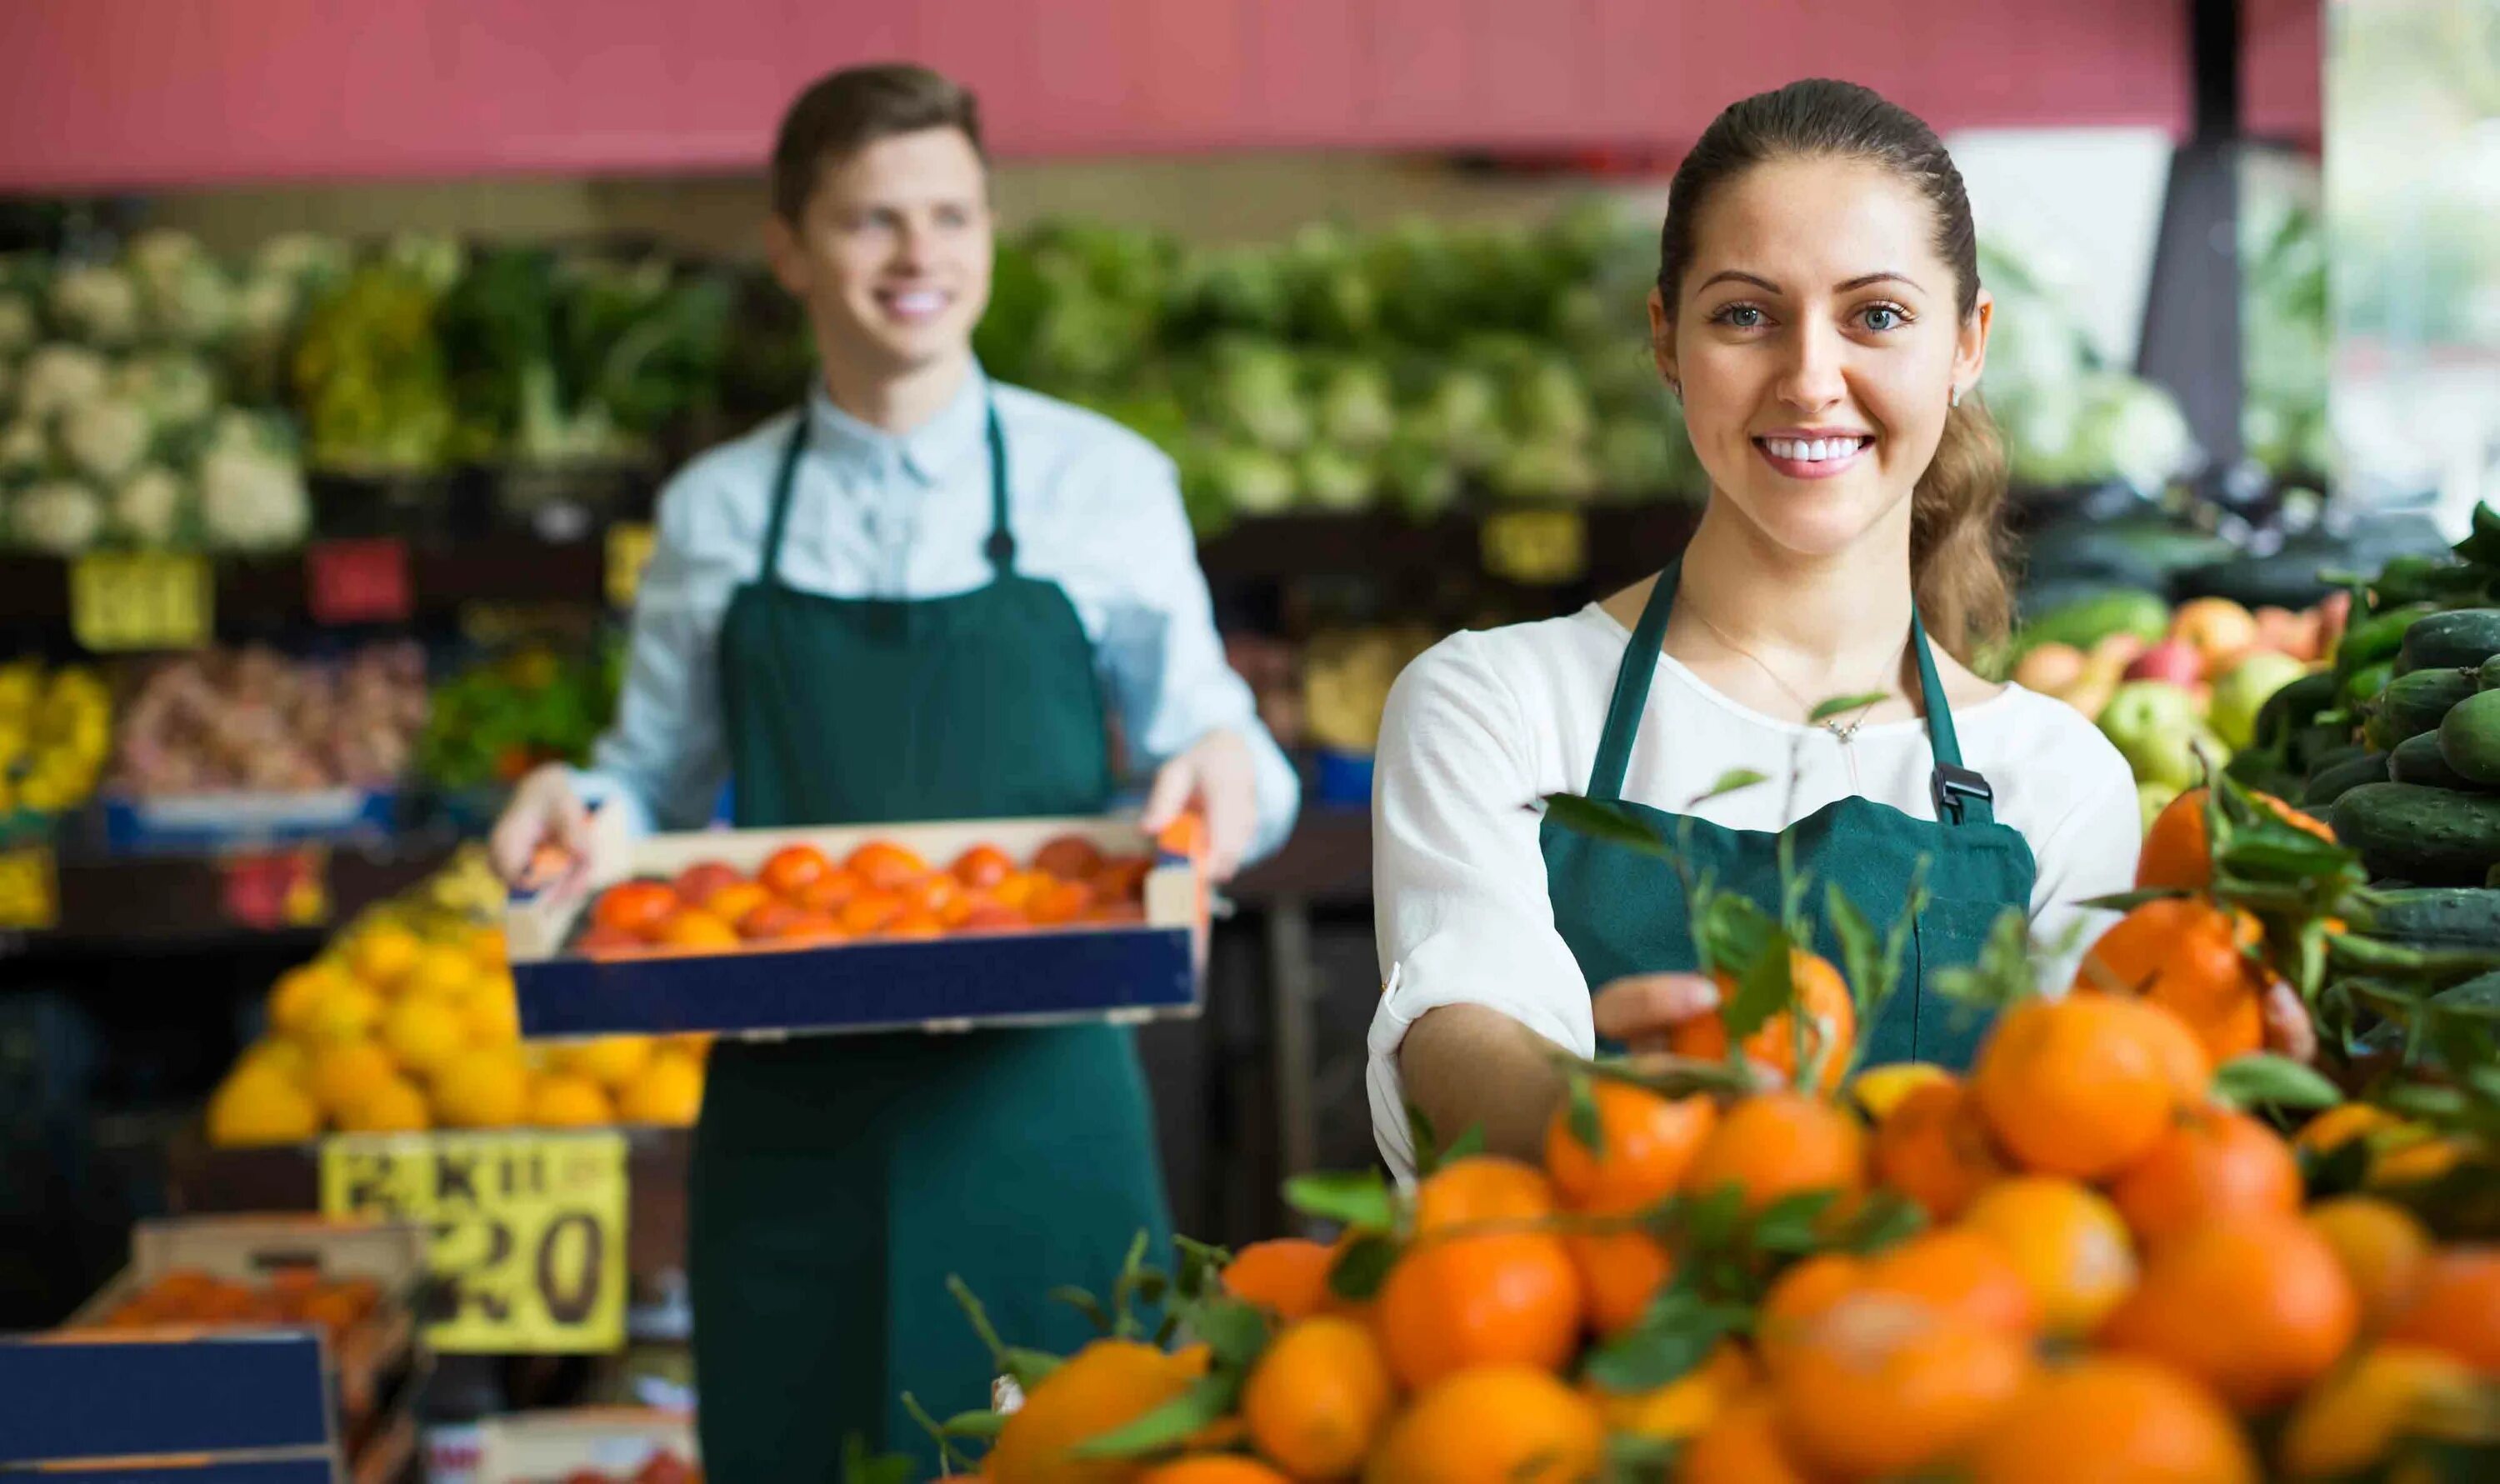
[2136,0,2246,472]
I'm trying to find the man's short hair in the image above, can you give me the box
[771,63,985,222]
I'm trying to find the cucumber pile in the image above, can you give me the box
[2235,503,2500,891]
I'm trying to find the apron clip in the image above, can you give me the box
[1932,762,1993,823]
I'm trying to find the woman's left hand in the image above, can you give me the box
[1590,972,1722,1054]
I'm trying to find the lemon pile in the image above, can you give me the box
[207,851,706,1145]
[0,662,110,817]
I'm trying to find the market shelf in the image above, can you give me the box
[3,838,462,955]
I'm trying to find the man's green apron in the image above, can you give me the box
[689,405,1172,1477]
[1541,562,2038,1067]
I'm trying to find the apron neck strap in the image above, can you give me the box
[1585,559,1997,825]
[755,414,808,590]
[981,401,1017,575]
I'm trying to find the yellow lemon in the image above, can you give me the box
[2281,1345,2480,1479]
[348,923,422,989]
[528,1073,615,1129]
[207,1064,322,1147]
[554,1037,655,1092]
[432,1052,532,1129]
[1849,1062,1952,1122]
[298,980,383,1047]
[462,981,522,1047]
[666,1032,715,1062]
[267,962,350,1039]
[235,1038,310,1085]
[466,925,508,968]
[336,1076,432,1134]
[307,1039,399,1122]
[381,995,468,1079]
[402,942,480,1001]
[618,1051,704,1127]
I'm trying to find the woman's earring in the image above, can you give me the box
[1949,384,1964,409]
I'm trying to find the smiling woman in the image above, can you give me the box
[1368,80,2142,1182]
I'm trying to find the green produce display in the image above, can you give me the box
[2300,748,2388,807]
[2362,667,2478,752]
[2390,729,2477,789]
[417,644,620,792]
[2333,782,2500,887]
[2438,688,2500,787]
[2360,887,2500,950]
[2395,607,2500,673]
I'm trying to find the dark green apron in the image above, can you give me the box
[1540,562,2038,1068]
[689,404,1172,1478]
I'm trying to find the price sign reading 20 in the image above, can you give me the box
[320,1130,628,1353]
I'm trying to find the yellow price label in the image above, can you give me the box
[0,846,56,931]
[605,522,656,611]
[320,1131,628,1354]
[70,552,212,652]
[1480,508,1588,587]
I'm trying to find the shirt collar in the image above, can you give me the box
[805,362,990,487]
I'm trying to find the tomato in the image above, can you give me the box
[796,867,863,914]
[840,892,903,937]
[900,871,965,919]
[579,922,649,959]
[1032,834,1105,881]
[592,880,680,940]
[960,902,1028,933]
[1091,856,1154,902]
[704,880,772,927]
[672,861,742,905]
[886,911,947,941]
[759,844,833,898]
[1028,877,1097,926]
[952,843,1016,890]
[655,909,740,952]
[847,841,929,892]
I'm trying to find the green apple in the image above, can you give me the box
[2097,680,2225,790]
[2208,650,2312,750]
[2138,779,2183,833]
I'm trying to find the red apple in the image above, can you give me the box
[2012,642,2088,696]
[2123,637,2204,687]
[2170,597,2260,675]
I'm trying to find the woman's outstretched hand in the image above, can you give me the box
[1590,972,1722,1054]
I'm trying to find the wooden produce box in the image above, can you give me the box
[0,1216,428,1479]
[475,1409,698,1484]
[508,812,1203,1041]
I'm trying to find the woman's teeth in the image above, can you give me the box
[1761,436,1869,463]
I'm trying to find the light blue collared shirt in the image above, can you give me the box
[578,365,1302,859]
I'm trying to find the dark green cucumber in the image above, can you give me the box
[2362,887,2500,950]
[2343,662,2396,709]
[2302,750,2390,808]
[2336,603,2436,680]
[2482,653,2500,692]
[2392,730,2480,790]
[2398,608,2500,673]
[2362,667,2478,751]
[2438,687,2500,786]
[2333,782,2500,886]
[2256,670,2340,752]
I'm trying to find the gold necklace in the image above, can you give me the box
[1686,607,1891,742]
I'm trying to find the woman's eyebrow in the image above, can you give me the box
[1695,269,1926,294]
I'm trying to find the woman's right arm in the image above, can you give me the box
[1367,634,1598,1178]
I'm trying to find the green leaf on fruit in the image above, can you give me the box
[1567,1070,1604,1155]
[1809,691,1890,723]
[1721,931,1795,1044]
[2212,1053,2344,1112]
[1693,768,1769,805]
[1283,1168,1396,1230]
[1074,1372,1244,1457]
[1582,1283,1751,1392]
[1328,1233,1398,1301]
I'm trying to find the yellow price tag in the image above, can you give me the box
[0,846,56,931]
[70,552,212,652]
[1480,508,1588,587]
[605,523,656,611]
[320,1131,628,1354]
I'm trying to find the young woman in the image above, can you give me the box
[1367,80,2143,1180]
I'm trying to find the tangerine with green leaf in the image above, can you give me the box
[1542,1079,1716,1212]
[1670,947,1857,1095]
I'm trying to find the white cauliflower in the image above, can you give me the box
[112,465,191,547]
[149,258,238,345]
[199,442,309,552]
[13,479,105,556]
[232,271,298,339]
[0,293,35,357]
[49,263,141,345]
[16,344,111,422]
[61,397,153,483]
[254,232,352,290]
[208,408,293,458]
[0,421,48,482]
[113,352,221,430]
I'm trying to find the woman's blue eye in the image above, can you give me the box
[1721,305,1763,327]
[1862,305,1904,332]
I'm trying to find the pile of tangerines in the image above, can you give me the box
[76,1267,387,1346]
[950,791,2499,1482]
[575,834,1160,957]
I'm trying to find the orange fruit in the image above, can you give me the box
[346,923,421,988]
[1871,1075,2008,1221]
[1135,1461,1287,1484]
[1587,1342,1752,1442]
[1766,1291,2032,1479]
[298,979,383,1047]
[670,861,742,905]
[845,841,927,892]
[462,981,522,1047]
[1859,1227,2042,1337]
[1034,834,1107,882]
[1156,812,1209,858]
[267,962,350,1037]
[2138,787,2333,893]
[2278,1342,2480,1479]
[1362,1365,1603,1484]
[380,996,467,1080]
[2074,897,2270,1063]
[579,922,648,959]
[702,880,772,928]
[839,892,903,937]
[1028,878,1097,926]
[1671,948,1858,1095]
[654,909,739,952]
[1759,1251,1866,1355]
[1220,1238,1336,1322]
[307,1039,399,1121]
[1376,1232,1582,1390]
[1960,1177,2140,1337]
[334,1076,430,1134]
[592,881,680,940]
[617,1051,705,1127]
[885,910,946,940]
[2382,1247,2500,1373]
[962,901,1030,933]
[1972,994,2210,1179]
[2295,1102,2399,1157]
[953,843,1016,890]
[208,1063,322,1146]
[432,1051,532,1129]
[2101,1214,2360,1409]
[1565,1228,1674,1337]
[1092,856,1155,903]
[1678,1394,1818,1484]
[528,1073,614,1128]
[552,1036,654,1092]
[737,900,807,940]
[988,1338,1204,1483]
[2109,1107,2302,1246]
[1682,1090,1866,1213]
[1964,1355,2256,1484]
[758,844,832,898]
[2305,1196,2432,1332]
[1542,1081,1716,1212]
[895,870,965,918]
[1415,1157,1556,1230]
[795,867,863,914]
[1240,1316,1392,1480]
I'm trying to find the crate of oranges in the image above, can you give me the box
[4,1215,427,1479]
[504,812,1205,1042]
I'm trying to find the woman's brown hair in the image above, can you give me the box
[1657,78,2012,662]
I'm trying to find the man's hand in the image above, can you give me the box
[1142,729,1258,882]
[488,763,594,894]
